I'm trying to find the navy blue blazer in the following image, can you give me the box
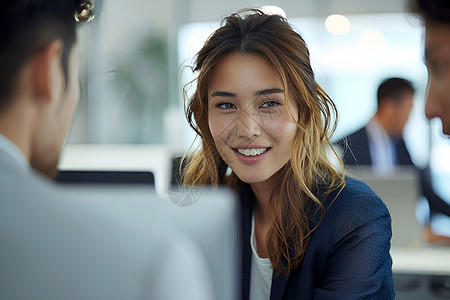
[240,178,395,300]
[339,126,413,166]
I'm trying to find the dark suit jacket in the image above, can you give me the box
[240,178,395,300]
[339,126,413,166]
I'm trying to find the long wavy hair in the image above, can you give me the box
[182,9,345,275]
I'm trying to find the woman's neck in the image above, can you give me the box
[250,176,277,221]
[250,177,278,258]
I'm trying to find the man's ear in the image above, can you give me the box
[30,40,64,104]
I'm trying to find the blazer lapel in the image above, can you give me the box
[241,183,301,300]
[270,271,289,300]
[269,189,330,300]
[395,138,413,165]
[241,184,254,300]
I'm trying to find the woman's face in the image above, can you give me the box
[207,52,298,185]
[424,21,450,135]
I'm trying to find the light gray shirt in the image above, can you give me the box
[0,136,214,300]
[0,133,29,173]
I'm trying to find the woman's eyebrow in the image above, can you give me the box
[255,88,284,96]
[210,91,237,98]
[210,88,284,98]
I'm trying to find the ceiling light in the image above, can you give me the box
[325,14,351,35]
[358,29,386,48]
[261,5,287,18]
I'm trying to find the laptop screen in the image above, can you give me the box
[55,170,155,185]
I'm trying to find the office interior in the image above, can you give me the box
[58,0,450,298]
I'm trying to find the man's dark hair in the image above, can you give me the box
[410,0,450,23]
[0,0,94,109]
[377,77,415,108]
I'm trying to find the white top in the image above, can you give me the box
[0,133,29,172]
[250,214,273,300]
[366,118,396,174]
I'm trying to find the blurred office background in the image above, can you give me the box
[70,0,428,148]
[65,0,450,199]
[58,0,450,298]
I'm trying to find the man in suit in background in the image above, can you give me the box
[0,1,213,299]
[339,77,415,173]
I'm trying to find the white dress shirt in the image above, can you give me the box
[366,118,397,174]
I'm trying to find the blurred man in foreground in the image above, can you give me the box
[414,0,450,136]
[0,1,213,299]
[411,0,450,245]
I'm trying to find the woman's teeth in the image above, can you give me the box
[237,148,267,157]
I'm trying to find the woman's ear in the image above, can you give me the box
[30,40,64,105]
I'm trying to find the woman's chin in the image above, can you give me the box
[234,173,269,185]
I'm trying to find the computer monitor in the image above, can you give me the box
[69,184,240,300]
[163,186,240,300]
[347,166,423,247]
[55,170,155,185]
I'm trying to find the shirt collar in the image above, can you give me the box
[366,117,390,142]
[0,133,30,173]
[366,117,396,173]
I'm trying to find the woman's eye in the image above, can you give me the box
[260,100,280,108]
[217,103,236,109]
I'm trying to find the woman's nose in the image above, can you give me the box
[236,108,262,138]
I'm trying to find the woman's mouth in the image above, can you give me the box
[236,147,268,157]
[232,146,271,164]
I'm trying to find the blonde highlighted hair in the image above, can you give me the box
[182,9,345,275]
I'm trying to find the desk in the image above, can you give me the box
[392,247,450,299]
[391,246,450,276]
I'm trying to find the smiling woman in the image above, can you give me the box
[207,53,297,185]
[181,9,395,300]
